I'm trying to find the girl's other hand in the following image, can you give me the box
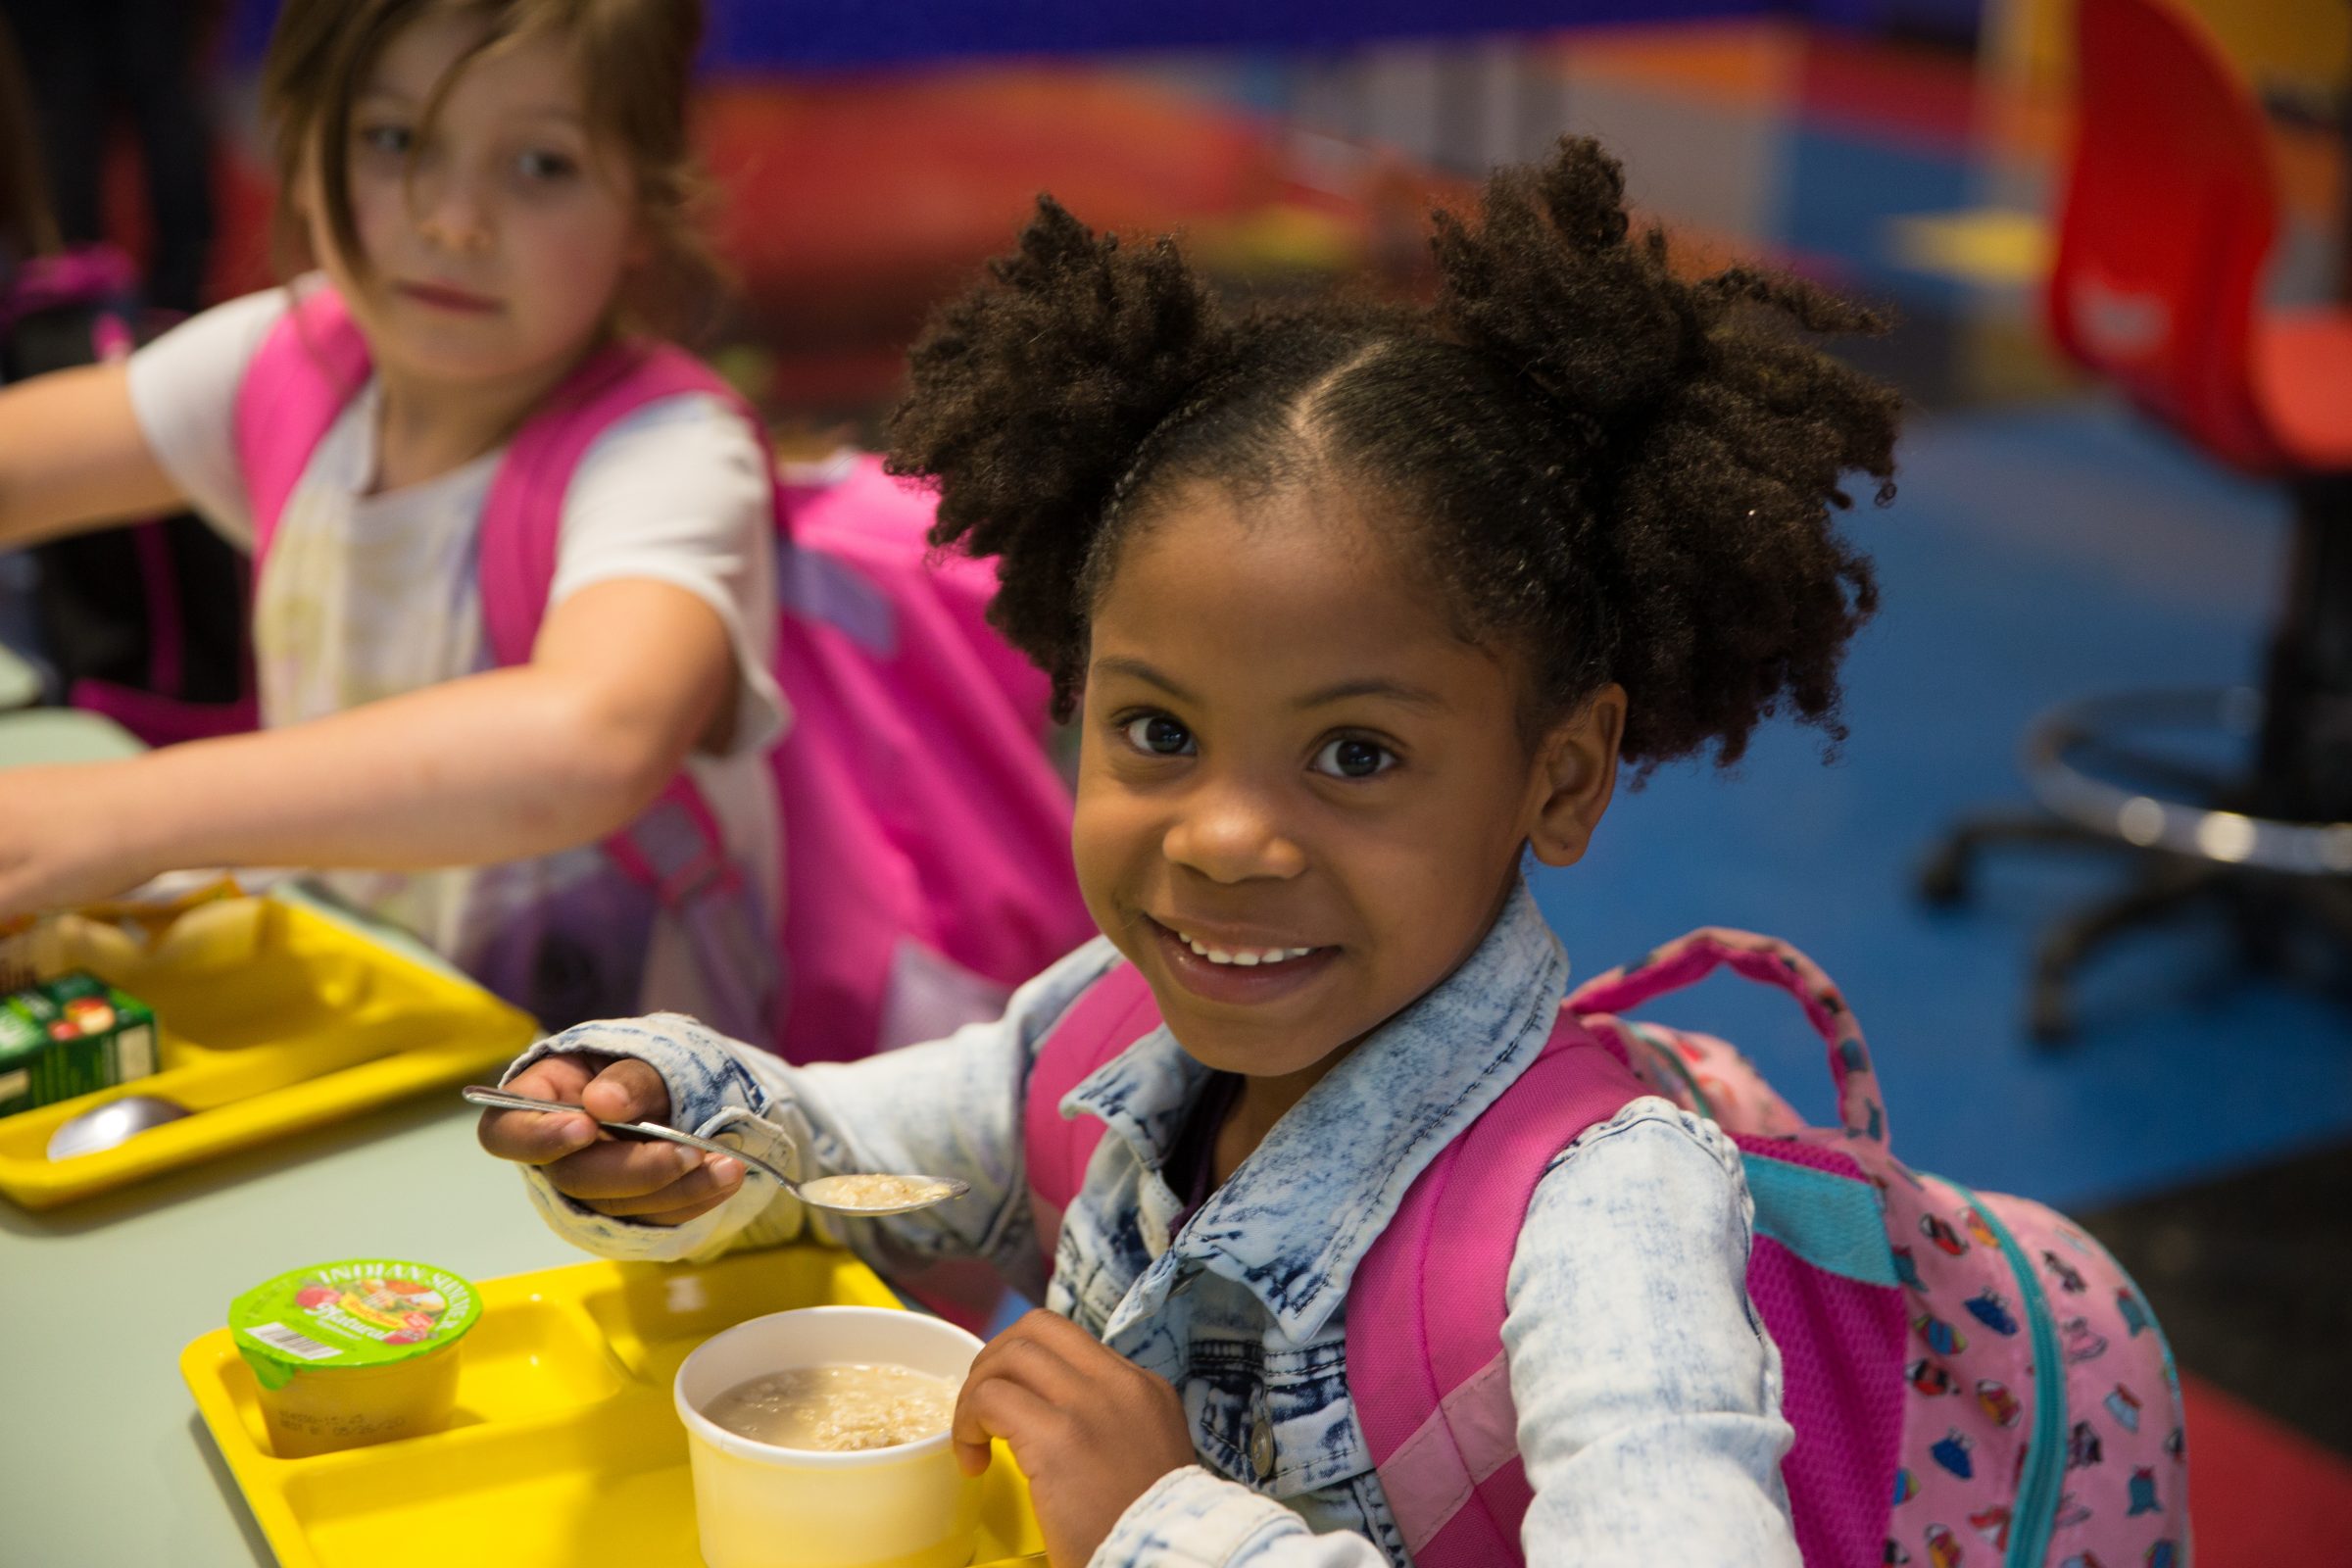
[0,763,158,917]
[475,1053,745,1226]
[953,1309,1197,1567]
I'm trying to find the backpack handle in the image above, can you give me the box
[1565,928,1887,1148]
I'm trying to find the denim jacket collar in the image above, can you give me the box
[1064,878,1570,1344]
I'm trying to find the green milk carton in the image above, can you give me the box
[0,971,159,1119]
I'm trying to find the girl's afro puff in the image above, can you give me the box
[886,201,1232,691]
[888,136,1903,772]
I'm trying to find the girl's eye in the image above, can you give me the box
[357,123,413,157]
[514,149,578,182]
[1121,714,1195,758]
[1312,737,1396,779]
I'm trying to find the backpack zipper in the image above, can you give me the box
[1941,1179,2066,1567]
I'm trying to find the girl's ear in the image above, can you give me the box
[1525,684,1625,868]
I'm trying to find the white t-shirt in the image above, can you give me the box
[125,281,786,1037]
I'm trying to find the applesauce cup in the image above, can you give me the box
[675,1306,986,1568]
[228,1258,480,1458]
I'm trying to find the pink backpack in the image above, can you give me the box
[231,284,1094,1058]
[1025,930,2189,1568]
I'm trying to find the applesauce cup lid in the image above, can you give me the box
[230,1258,481,1390]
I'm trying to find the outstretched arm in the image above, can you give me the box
[0,576,733,914]
[478,938,1119,1297]
[0,362,187,548]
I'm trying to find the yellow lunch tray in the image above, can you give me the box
[0,894,538,1207]
[181,1246,1049,1568]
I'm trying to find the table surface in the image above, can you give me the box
[1,1096,586,1565]
[0,642,44,711]
[0,705,145,765]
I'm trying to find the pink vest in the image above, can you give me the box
[1023,930,2191,1568]
[229,285,1095,1058]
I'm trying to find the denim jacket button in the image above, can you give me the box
[1250,1412,1276,1481]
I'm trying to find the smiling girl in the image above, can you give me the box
[0,0,782,1032]
[480,138,1903,1565]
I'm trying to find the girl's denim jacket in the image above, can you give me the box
[510,883,1799,1566]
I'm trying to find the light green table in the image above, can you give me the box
[0,705,146,766]
[0,642,38,710]
[0,1098,584,1565]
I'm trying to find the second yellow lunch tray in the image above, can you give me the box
[0,894,539,1207]
[182,1245,1049,1568]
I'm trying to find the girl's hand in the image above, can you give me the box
[0,763,158,917]
[474,1053,746,1226]
[953,1309,1197,1567]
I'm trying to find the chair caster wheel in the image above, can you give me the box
[1919,847,1969,906]
[2028,987,2075,1044]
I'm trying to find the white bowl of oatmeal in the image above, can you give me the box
[674,1305,986,1568]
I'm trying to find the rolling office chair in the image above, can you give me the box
[1921,0,2352,1038]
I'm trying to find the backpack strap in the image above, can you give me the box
[231,285,763,649]
[1345,1011,1645,1567]
[1567,927,1888,1149]
[467,339,782,1044]
[1571,930,1906,1568]
[234,284,371,569]
[0,244,139,337]
[1022,960,1162,1258]
[472,339,762,666]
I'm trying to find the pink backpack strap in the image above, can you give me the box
[1022,961,1161,1258]
[466,340,781,1043]
[1345,1013,1646,1567]
[233,285,371,569]
[1569,927,1889,1150]
[473,340,760,665]
[0,243,139,335]
[1570,929,1906,1568]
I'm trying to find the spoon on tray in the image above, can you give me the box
[46,1094,195,1160]
[459,1085,969,1217]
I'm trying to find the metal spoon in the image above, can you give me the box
[460,1085,969,1216]
[46,1093,195,1160]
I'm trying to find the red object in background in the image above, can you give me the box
[2050,0,2352,475]
[2042,19,2352,1544]
[695,70,1305,404]
[1997,0,2352,918]
[2180,1372,2352,1564]
[701,70,1287,331]
[97,129,275,309]
[1795,30,1984,155]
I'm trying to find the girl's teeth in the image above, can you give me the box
[1175,930,1318,966]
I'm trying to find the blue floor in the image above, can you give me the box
[1529,395,2352,1211]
